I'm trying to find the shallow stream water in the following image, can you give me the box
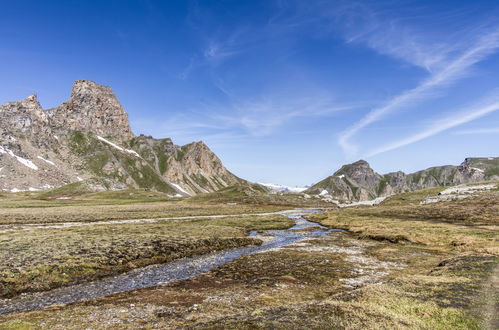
[0,209,339,315]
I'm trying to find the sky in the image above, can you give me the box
[1,0,499,186]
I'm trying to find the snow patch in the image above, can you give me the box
[337,174,345,179]
[0,146,38,170]
[37,156,56,166]
[77,176,84,182]
[319,189,329,196]
[439,183,496,195]
[338,197,386,208]
[258,183,308,193]
[169,182,191,196]
[168,194,183,198]
[421,183,497,204]
[96,136,141,158]
[7,184,53,193]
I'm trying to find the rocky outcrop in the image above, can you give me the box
[306,157,499,202]
[47,80,133,138]
[0,80,244,195]
[127,136,243,195]
[0,95,52,143]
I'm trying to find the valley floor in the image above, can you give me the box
[0,186,497,329]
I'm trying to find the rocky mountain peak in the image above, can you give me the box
[1,94,42,113]
[0,94,48,137]
[1,80,246,195]
[48,80,133,138]
[23,94,42,109]
[334,159,374,176]
[307,157,499,202]
[70,80,115,103]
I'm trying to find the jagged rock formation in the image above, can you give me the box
[47,80,134,138]
[305,158,499,202]
[0,80,244,195]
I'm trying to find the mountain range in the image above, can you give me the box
[305,158,499,202]
[1,80,497,201]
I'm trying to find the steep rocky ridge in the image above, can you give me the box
[305,158,499,202]
[47,80,133,139]
[0,80,244,195]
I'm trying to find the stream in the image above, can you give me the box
[0,209,340,316]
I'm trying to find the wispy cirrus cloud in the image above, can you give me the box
[214,94,355,136]
[364,92,499,157]
[179,32,246,79]
[180,0,499,156]
[454,127,499,135]
[132,88,357,147]
[338,28,499,156]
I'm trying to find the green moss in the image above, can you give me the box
[86,152,109,175]
[191,174,210,188]
[377,175,391,195]
[428,168,442,186]
[342,177,358,195]
[157,152,169,174]
[175,147,186,161]
[68,131,94,155]
[411,172,422,184]
[37,181,94,198]
[121,156,176,194]
[485,167,499,177]
[0,320,38,329]
[211,176,226,190]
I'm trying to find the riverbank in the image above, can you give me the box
[0,211,331,316]
[0,214,293,299]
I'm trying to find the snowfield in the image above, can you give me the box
[37,156,56,166]
[421,183,498,204]
[169,182,191,196]
[0,146,38,170]
[258,183,308,193]
[96,136,141,158]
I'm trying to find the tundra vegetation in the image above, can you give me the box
[0,184,497,329]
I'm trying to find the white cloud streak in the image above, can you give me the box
[454,127,499,135]
[364,93,499,157]
[338,29,499,156]
[215,95,355,136]
[331,2,455,72]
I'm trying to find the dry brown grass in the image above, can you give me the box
[0,200,287,225]
[310,191,499,255]
[0,188,497,329]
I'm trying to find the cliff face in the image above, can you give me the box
[305,158,499,202]
[0,80,243,195]
[47,80,133,138]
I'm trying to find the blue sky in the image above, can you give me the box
[1,0,499,186]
